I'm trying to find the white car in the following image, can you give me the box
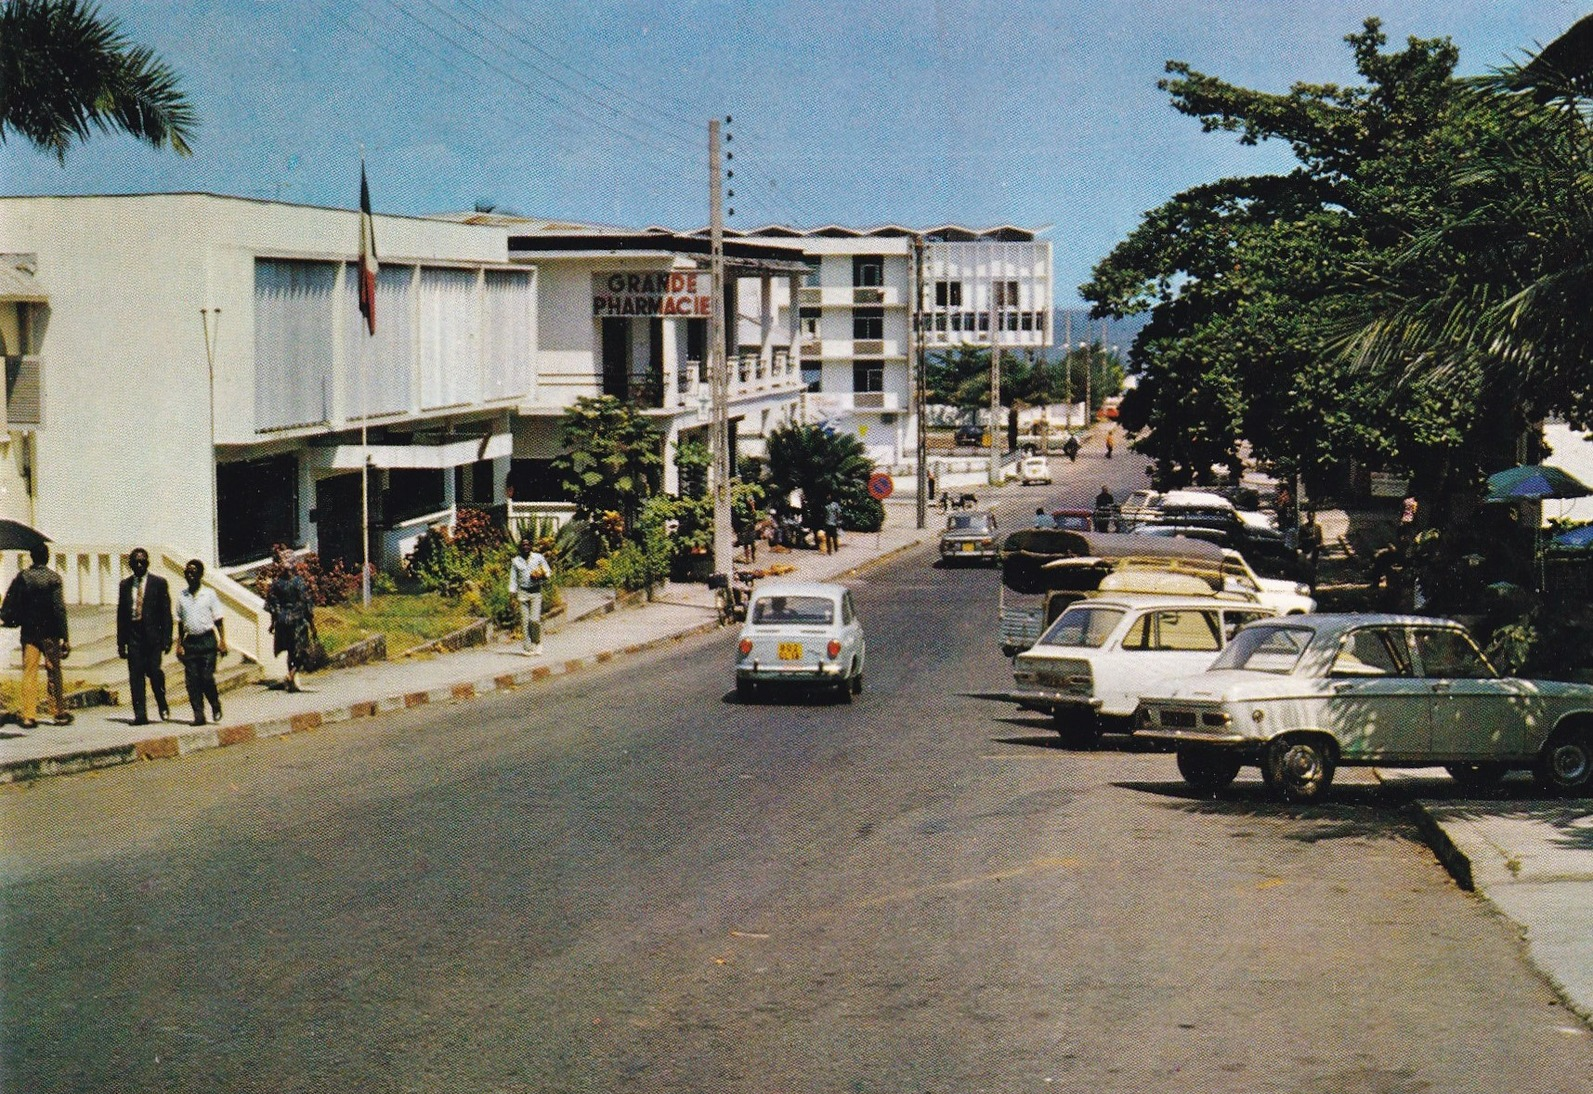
[1219,549,1315,614]
[1011,593,1277,745]
[1135,614,1593,801]
[1018,455,1052,485]
[736,580,865,703]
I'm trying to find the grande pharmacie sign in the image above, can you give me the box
[592,270,712,317]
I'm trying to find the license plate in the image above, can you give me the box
[961,543,975,552]
[778,642,803,660]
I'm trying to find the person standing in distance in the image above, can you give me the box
[822,497,843,554]
[175,559,227,726]
[263,548,314,693]
[117,547,172,724]
[509,536,552,656]
[0,541,71,728]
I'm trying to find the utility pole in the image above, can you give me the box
[1063,310,1073,429]
[912,233,928,530]
[988,263,1002,486]
[708,118,733,580]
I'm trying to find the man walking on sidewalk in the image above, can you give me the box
[1,542,72,728]
[117,547,172,725]
[509,536,552,655]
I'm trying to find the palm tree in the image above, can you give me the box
[1,0,196,162]
[765,423,876,529]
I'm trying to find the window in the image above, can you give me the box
[801,260,822,288]
[992,280,1019,308]
[1041,607,1125,648]
[935,280,963,307]
[1122,610,1221,652]
[853,255,884,287]
[852,360,883,393]
[802,362,822,392]
[853,307,884,340]
[1332,628,1412,677]
[799,306,821,339]
[255,258,337,430]
[1414,628,1494,679]
[217,455,299,566]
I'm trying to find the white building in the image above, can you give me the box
[0,193,531,571]
[728,224,1054,468]
[501,224,808,496]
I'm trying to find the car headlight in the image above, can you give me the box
[1295,583,1311,597]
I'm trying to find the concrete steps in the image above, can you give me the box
[1,605,262,711]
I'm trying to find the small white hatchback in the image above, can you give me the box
[736,580,866,703]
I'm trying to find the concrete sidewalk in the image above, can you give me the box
[0,490,1587,1029]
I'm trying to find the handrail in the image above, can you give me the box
[0,545,271,666]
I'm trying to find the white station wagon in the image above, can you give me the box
[1011,592,1277,745]
[1135,614,1593,801]
[735,580,865,703]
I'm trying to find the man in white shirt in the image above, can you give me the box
[175,558,227,726]
[508,537,552,656]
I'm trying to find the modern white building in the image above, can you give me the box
[728,225,1054,468]
[500,223,809,496]
[0,193,532,571]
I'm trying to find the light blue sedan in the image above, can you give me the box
[1134,614,1593,801]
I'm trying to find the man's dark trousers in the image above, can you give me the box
[126,634,168,723]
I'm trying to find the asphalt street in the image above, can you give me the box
[2,521,1589,1093]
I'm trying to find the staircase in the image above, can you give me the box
[2,605,263,712]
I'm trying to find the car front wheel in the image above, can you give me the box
[1176,747,1242,792]
[1265,736,1335,802]
[1535,725,1593,795]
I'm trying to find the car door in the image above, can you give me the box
[1326,625,1430,759]
[841,589,865,673]
[1107,608,1224,716]
[1412,626,1521,760]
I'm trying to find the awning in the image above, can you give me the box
[0,258,46,303]
[310,430,511,471]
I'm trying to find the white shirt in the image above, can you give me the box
[177,585,224,636]
[509,551,551,596]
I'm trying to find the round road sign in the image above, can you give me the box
[867,473,894,500]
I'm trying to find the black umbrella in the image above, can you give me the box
[0,519,51,553]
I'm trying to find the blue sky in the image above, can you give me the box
[2,1,1582,304]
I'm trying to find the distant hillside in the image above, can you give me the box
[1052,308,1147,354]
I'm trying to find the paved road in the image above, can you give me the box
[3,530,1589,1093]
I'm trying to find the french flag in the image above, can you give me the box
[358,163,378,335]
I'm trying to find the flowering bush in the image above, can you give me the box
[255,547,362,607]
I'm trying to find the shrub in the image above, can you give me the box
[255,546,362,607]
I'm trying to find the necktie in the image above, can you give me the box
[133,579,143,621]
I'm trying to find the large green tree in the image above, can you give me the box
[764,423,882,533]
[0,0,196,161]
[549,395,663,532]
[1083,21,1480,494]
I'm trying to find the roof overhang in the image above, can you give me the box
[0,256,46,302]
[308,429,511,471]
[508,231,810,275]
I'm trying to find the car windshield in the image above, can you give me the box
[1210,623,1313,674]
[751,595,835,626]
[1038,606,1125,648]
[947,515,988,531]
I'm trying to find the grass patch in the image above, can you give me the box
[314,592,484,657]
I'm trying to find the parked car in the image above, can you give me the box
[940,510,1000,563]
[1133,517,1306,582]
[735,580,865,702]
[1012,593,1276,745]
[1134,613,1593,801]
[1050,507,1094,532]
[1117,489,1161,528]
[954,423,985,447]
[1018,455,1052,485]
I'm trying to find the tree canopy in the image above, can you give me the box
[0,0,197,161]
[549,395,663,531]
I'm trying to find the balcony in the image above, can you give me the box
[794,286,902,308]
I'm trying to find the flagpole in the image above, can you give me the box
[358,149,373,607]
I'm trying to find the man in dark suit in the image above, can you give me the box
[117,547,172,725]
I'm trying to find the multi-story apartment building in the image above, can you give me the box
[729,225,1053,468]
